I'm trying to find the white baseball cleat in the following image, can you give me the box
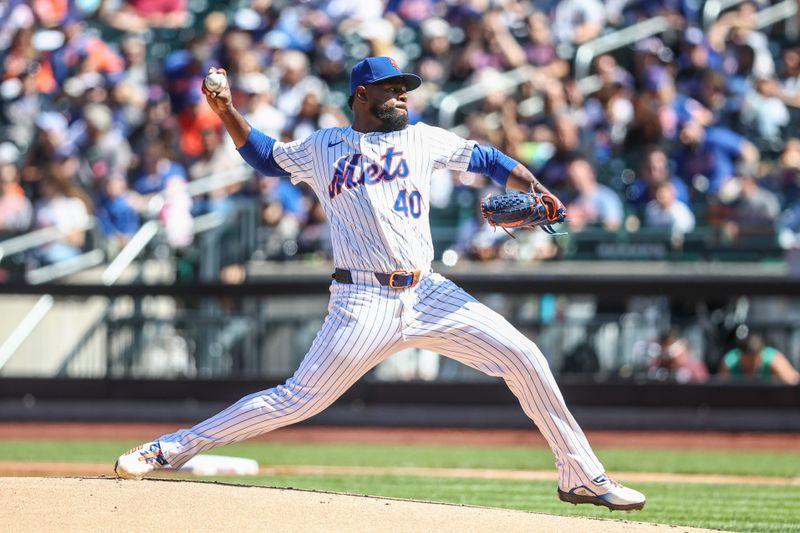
[558,474,646,511]
[114,441,169,480]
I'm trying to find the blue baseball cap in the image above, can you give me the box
[349,57,422,96]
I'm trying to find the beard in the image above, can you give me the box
[370,103,408,132]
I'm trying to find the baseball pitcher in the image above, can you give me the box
[114,57,646,511]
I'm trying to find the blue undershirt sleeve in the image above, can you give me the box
[236,127,291,178]
[467,145,519,187]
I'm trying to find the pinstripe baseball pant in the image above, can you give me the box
[158,271,605,489]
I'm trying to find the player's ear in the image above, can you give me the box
[356,86,368,104]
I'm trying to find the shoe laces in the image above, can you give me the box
[593,474,624,489]
[123,443,146,455]
[125,443,167,465]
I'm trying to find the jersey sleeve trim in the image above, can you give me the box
[237,128,291,178]
[467,145,518,186]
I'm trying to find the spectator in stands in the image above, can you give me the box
[416,18,455,87]
[108,78,148,139]
[628,146,691,212]
[0,144,33,234]
[764,139,800,206]
[132,141,187,211]
[101,0,188,32]
[551,0,606,47]
[524,11,569,79]
[128,87,179,160]
[228,48,265,86]
[708,2,775,81]
[33,175,91,265]
[560,341,599,375]
[22,112,73,194]
[536,114,585,192]
[296,198,330,259]
[3,25,58,95]
[625,92,665,154]
[778,201,800,249]
[673,119,760,195]
[236,72,286,140]
[96,175,140,257]
[384,0,437,26]
[697,70,735,127]
[676,27,721,101]
[583,81,633,164]
[0,1,35,53]
[647,329,709,384]
[48,145,93,212]
[655,68,714,144]
[450,10,526,81]
[283,92,347,141]
[726,42,758,115]
[274,51,328,121]
[644,182,696,237]
[217,29,253,80]
[1,64,42,154]
[159,174,194,249]
[593,54,634,90]
[741,75,790,145]
[194,11,227,64]
[75,103,133,187]
[535,76,587,131]
[779,47,800,94]
[768,47,800,109]
[457,214,508,262]
[258,177,303,260]
[356,18,403,61]
[51,13,125,84]
[230,0,279,42]
[177,86,223,160]
[719,332,800,385]
[119,35,150,94]
[6,0,800,273]
[188,126,241,215]
[563,157,624,232]
[717,174,780,242]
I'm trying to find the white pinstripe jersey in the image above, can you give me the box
[272,123,476,273]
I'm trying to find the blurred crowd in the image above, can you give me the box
[637,327,800,385]
[2,0,800,272]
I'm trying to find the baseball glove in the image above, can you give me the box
[480,191,567,236]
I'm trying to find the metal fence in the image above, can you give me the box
[33,286,800,384]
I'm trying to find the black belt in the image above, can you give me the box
[333,268,422,289]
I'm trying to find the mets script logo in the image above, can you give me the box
[328,147,409,198]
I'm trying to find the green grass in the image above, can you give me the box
[1,440,798,478]
[1,439,799,532]
[196,475,800,533]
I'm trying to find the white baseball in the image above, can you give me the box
[204,72,227,92]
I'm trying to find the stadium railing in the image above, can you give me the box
[0,164,254,376]
[702,0,749,29]
[574,16,671,81]
[3,262,798,382]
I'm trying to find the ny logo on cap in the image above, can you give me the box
[388,58,400,70]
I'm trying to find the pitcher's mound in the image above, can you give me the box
[1,477,716,533]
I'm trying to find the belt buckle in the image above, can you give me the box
[388,269,420,289]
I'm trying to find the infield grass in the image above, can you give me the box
[1,439,799,532]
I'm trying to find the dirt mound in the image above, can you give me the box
[1,477,721,533]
